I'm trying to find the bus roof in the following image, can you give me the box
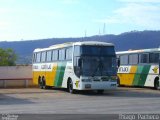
[116,48,160,55]
[34,41,114,52]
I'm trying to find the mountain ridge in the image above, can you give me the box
[0,30,160,64]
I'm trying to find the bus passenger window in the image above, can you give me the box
[120,55,128,65]
[129,54,138,64]
[46,51,52,62]
[36,52,41,63]
[52,50,58,61]
[59,49,65,60]
[149,53,159,63]
[41,51,46,62]
[66,47,72,60]
[33,53,36,63]
[139,53,149,63]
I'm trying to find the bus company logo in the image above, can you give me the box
[118,67,129,73]
[33,65,39,69]
[152,66,159,74]
[41,64,51,70]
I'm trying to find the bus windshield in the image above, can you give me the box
[74,45,117,77]
[82,56,117,76]
[81,45,115,56]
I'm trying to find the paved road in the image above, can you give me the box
[0,87,160,115]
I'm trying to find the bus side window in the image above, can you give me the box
[41,51,46,62]
[120,55,128,65]
[33,53,36,63]
[52,50,58,61]
[139,53,149,63]
[149,53,159,63]
[36,52,41,63]
[66,47,72,60]
[46,51,52,62]
[129,54,138,65]
[59,49,65,60]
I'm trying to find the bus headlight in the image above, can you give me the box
[111,76,118,80]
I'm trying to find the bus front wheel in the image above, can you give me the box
[97,90,104,94]
[68,79,76,94]
[117,78,121,87]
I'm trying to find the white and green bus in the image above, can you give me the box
[32,41,118,94]
[116,48,160,89]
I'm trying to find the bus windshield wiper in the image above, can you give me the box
[92,58,103,77]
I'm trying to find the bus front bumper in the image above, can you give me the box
[77,81,117,90]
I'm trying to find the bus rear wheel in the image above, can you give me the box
[38,77,47,89]
[154,79,159,90]
[38,77,43,89]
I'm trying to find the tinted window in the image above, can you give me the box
[41,51,46,62]
[33,53,36,63]
[149,53,159,63]
[66,47,72,60]
[139,53,149,63]
[52,50,58,61]
[46,51,52,62]
[59,49,65,60]
[120,55,128,65]
[81,46,115,56]
[74,46,80,56]
[36,52,41,63]
[129,54,138,64]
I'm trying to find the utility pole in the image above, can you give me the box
[103,23,106,35]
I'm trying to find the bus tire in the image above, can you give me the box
[117,77,121,87]
[97,90,104,94]
[42,77,48,89]
[38,77,43,89]
[154,78,159,90]
[68,79,76,94]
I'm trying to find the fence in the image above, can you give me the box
[0,65,34,88]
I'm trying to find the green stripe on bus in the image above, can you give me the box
[54,62,67,87]
[132,66,143,86]
[132,65,151,86]
[138,65,151,86]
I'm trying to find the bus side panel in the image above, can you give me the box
[118,74,130,85]
[45,63,58,86]
[54,62,67,87]
[62,62,74,88]
[128,66,137,86]
[118,66,137,86]
[33,71,40,85]
[144,65,159,87]
[132,65,151,86]
[33,64,46,85]
[132,66,143,86]
[138,65,151,86]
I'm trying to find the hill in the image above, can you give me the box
[0,30,160,64]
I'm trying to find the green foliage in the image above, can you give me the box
[0,48,17,66]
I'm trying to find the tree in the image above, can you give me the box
[0,48,17,66]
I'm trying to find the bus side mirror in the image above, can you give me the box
[78,58,82,68]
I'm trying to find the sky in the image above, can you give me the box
[0,0,160,41]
